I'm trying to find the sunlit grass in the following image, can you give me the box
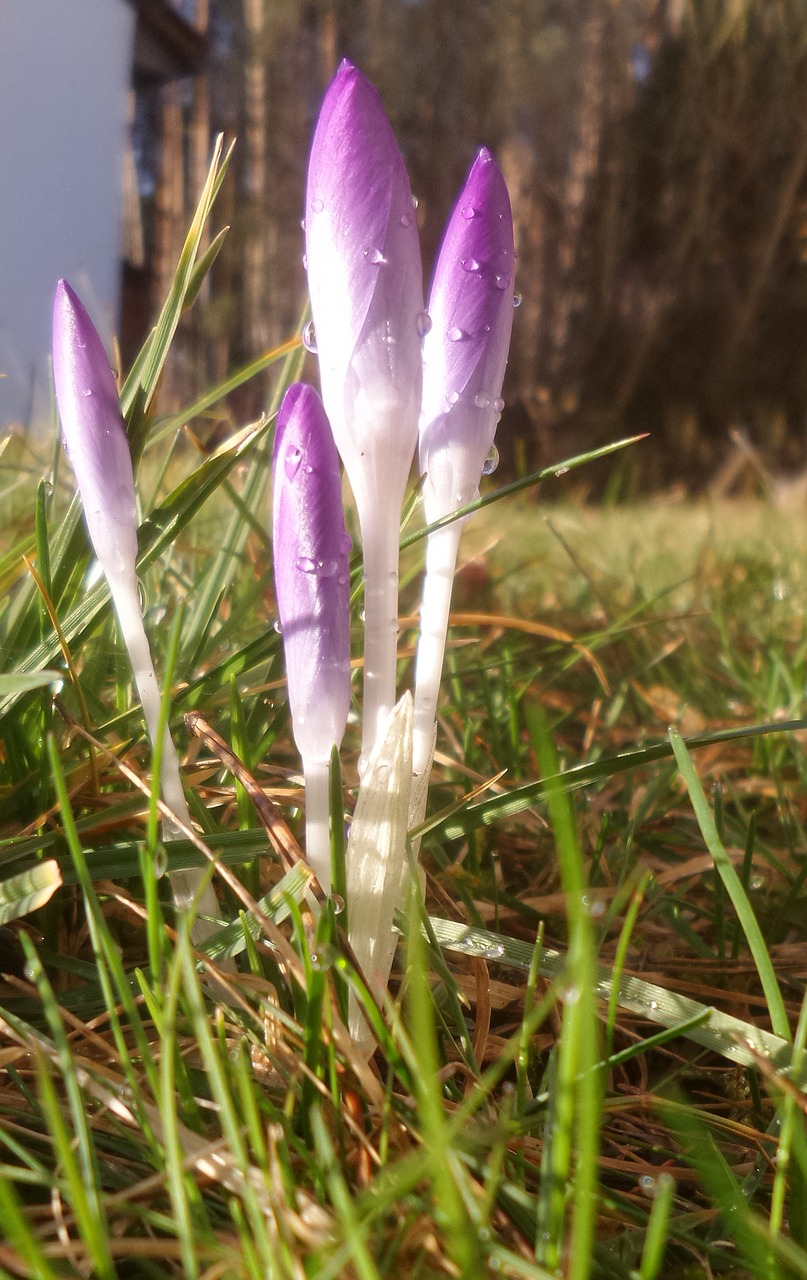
[1,150,807,1278]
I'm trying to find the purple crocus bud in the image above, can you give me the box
[53,279,225,945]
[272,384,352,888]
[412,152,515,780]
[305,61,424,761]
[305,60,423,502]
[418,148,515,523]
[52,279,138,580]
[272,383,351,761]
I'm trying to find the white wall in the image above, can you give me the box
[0,0,136,427]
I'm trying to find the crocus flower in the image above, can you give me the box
[52,280,223,945]
[305,60,423,766]
[272,382,351,890]
[413,150,515,778]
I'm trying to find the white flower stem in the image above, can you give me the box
[412,520,464,780]
[107,570,222,944]
[303,756,332,893]
[358,495,404,770]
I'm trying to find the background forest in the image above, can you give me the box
[133,0,807,494]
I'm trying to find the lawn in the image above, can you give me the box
[0,162,806,1279]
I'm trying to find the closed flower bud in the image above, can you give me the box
[52,279,137,580]
[419,147,515,523]
[272,383,352,766]
[305,60,423,511]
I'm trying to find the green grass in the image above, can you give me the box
[1,156,807,1278]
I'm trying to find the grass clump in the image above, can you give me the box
[0,154,807,1279]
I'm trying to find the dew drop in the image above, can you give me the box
[461,257,481,273]
[416,310,432,337]
[83,388,93,397]
[330,893,345,915]
[340,532,353,555]
[319,559,339,578]
[447,326,467,342]
[482,943,505,960]
[284,445,303,480]
[559,983,581,1005]
[513,292,523,308]
[302,320,318,353]
[301,253,308,270]
[272,618,283,634]
[482,443,499,476]
[639,1175,656,1197]
[474,391,491,409]
[493,396,505,413]
[461,204,478,220]
[494,273,511,291]
[363,246,387,265]
[154,846,168,878]
[411,194,419,209]
[400,212,413,228]
[299,217,306,231]
[311,197,324,214]
[446,390,461,407]
[296,556,318,574]
[649,1000,659,1011]
[555,465,570,477]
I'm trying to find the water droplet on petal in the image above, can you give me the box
[285,445,303,479]
[493,397,505,413]
[340,532,353,555]
[363,247,387,265]
[513,292,523,308]
[400,212,413,228]
[311,197,324,214]
[296,556,318,574]
[482,443,499,475]
[273,618,283,634]
[447,390,461,407]
[474,391,491,409]
[83,388,93,397]
[494,273,511,291]
[461,257,481,273]
[416,310,432,337]
[301,253,308,270]
[302,321,317,353]
[447,326,467,342]
[461,204,478,220]
[411,194,419,209]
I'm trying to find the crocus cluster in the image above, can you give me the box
[52,280,223,948]
[269,60,515,1034]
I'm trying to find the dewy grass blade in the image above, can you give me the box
[530,711,600,1279]
[424,916,798,1078]
[0,859,61,923]
[430,717,807,840]
[669,726,790,1041]
[636,1171,675,1280]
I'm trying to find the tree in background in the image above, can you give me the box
[136,0,807,491]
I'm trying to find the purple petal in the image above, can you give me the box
[419,149,515,520]
[272,383,352,762]
[52,279,138,577]
[305,61,423,502]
